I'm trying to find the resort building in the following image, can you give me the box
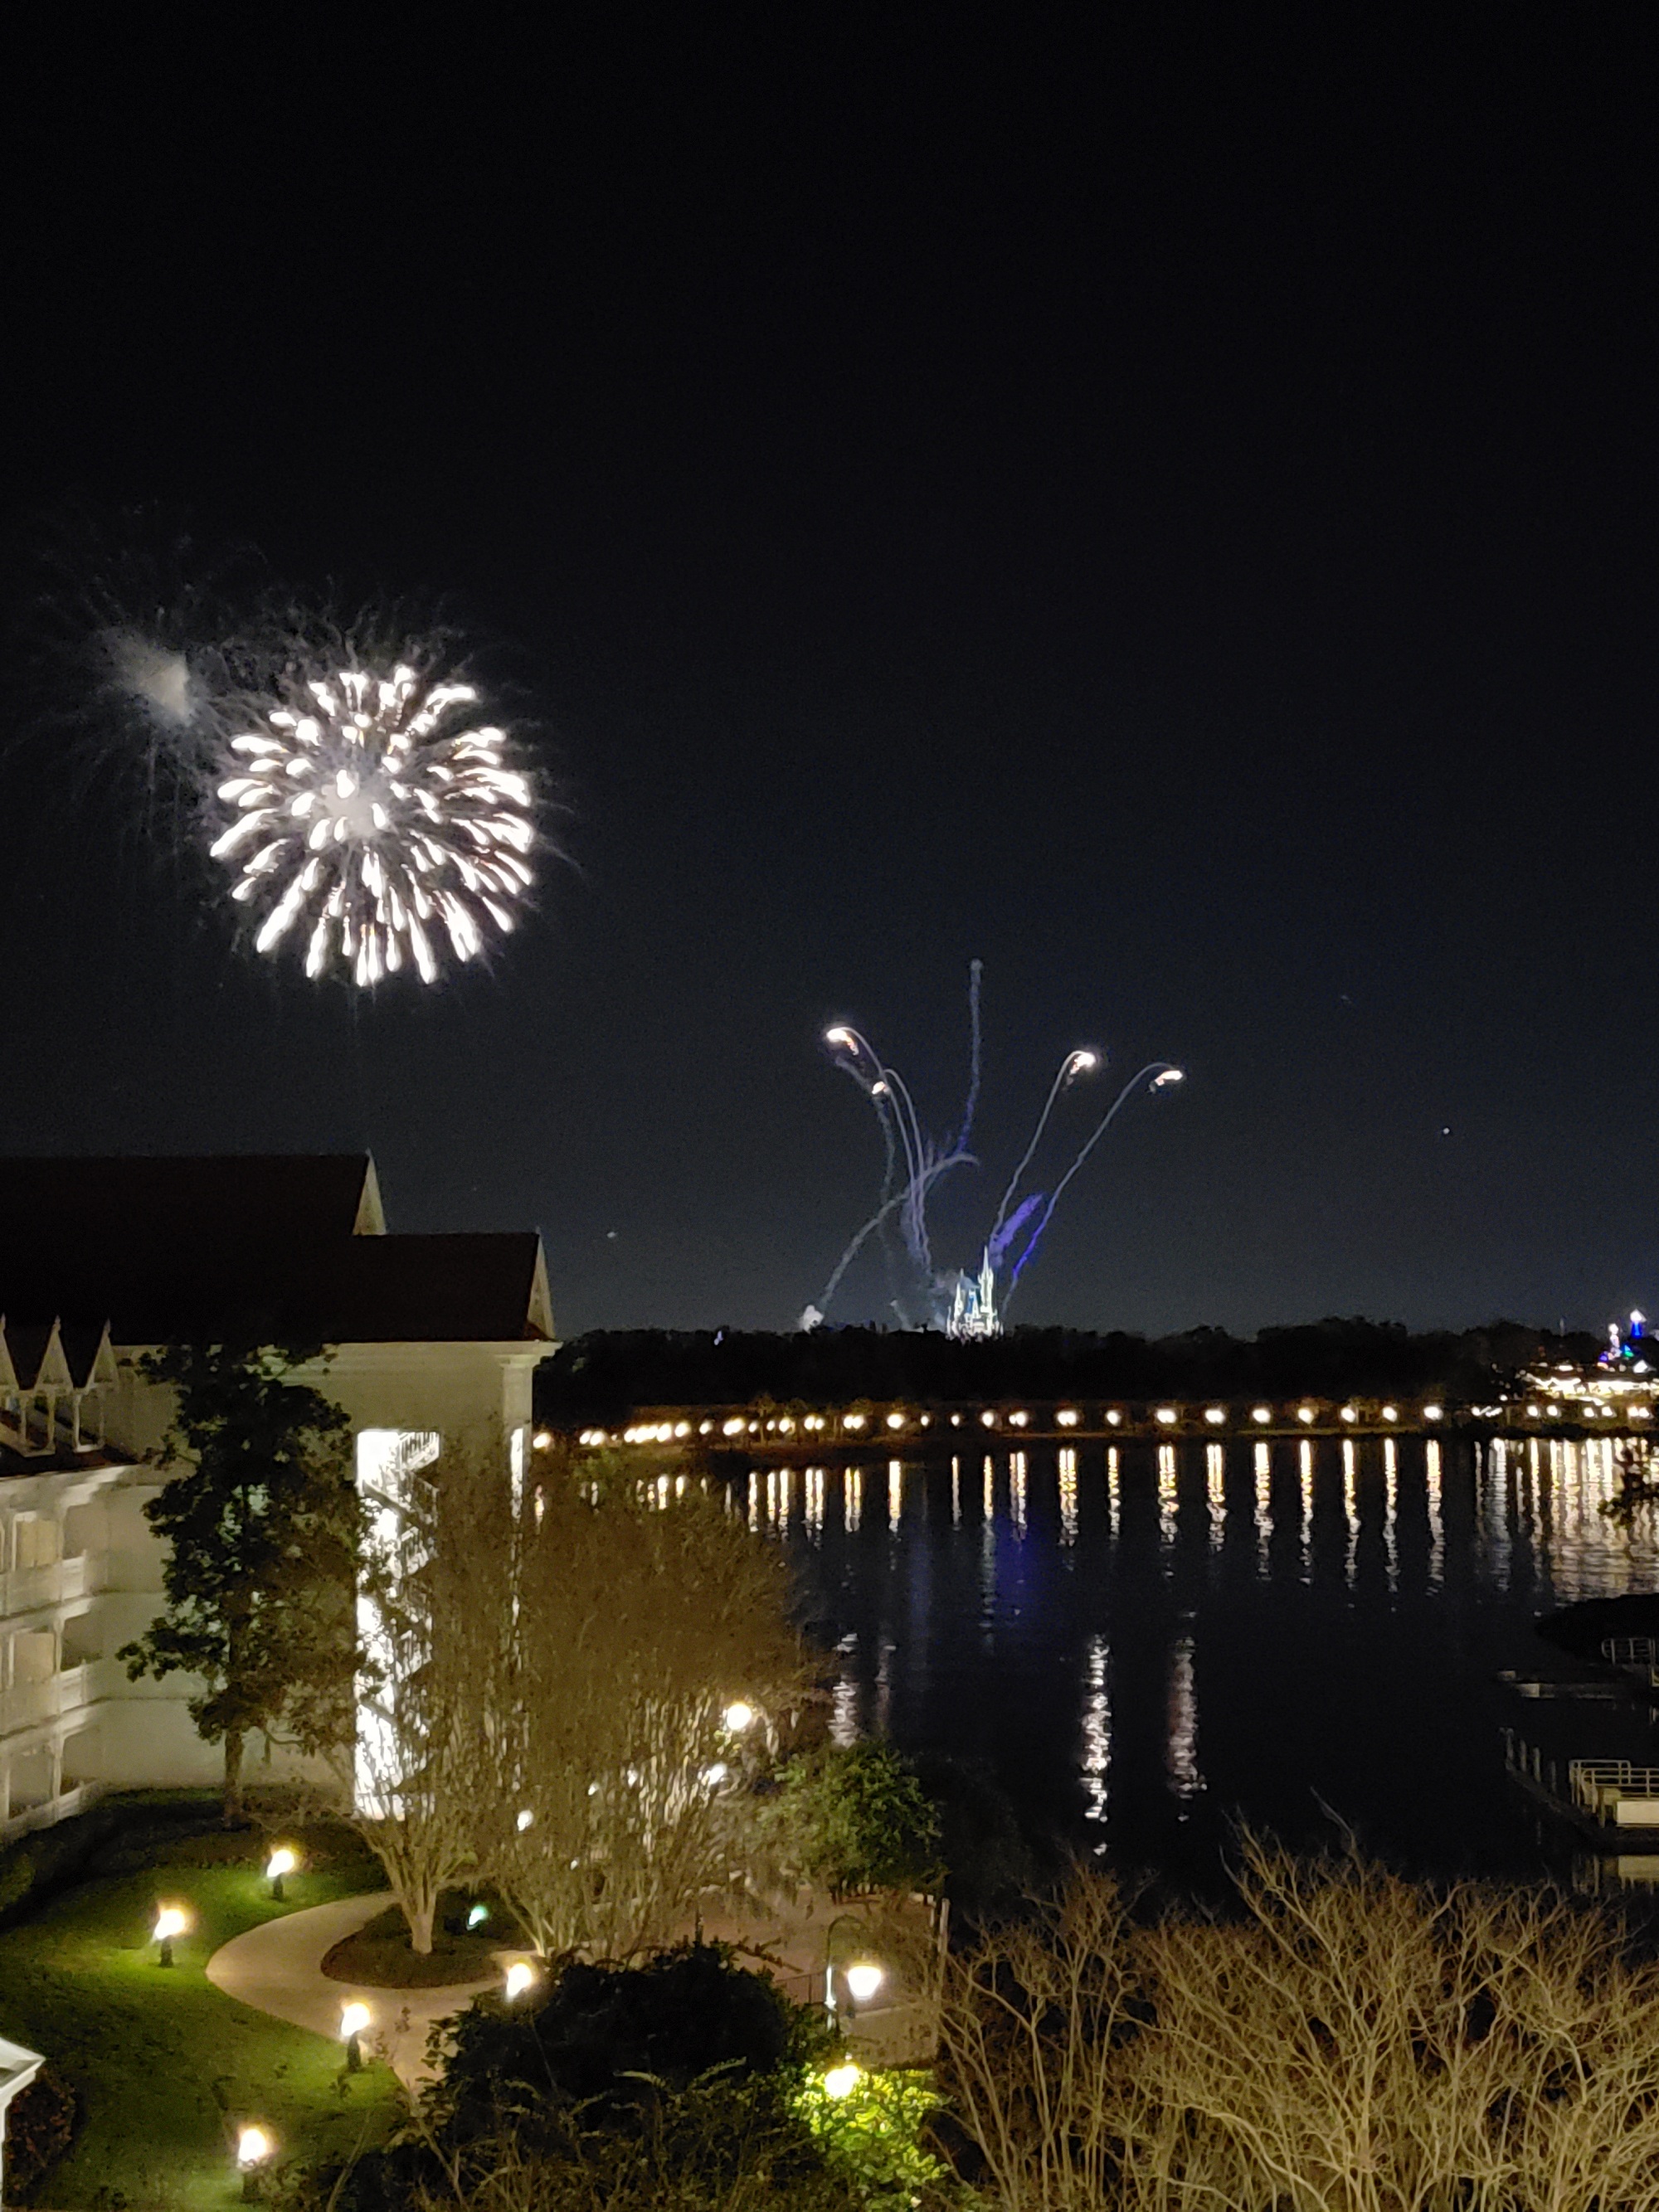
[0,1155,553,1840]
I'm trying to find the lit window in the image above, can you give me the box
[1252,1406,1272,1424]
[1057,1409,1080,1427]
[1156,1407,1178,1426]
[1423,1404,1443,1422]
[1204,1407,1225,1426]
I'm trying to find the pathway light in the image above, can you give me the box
[723,1700,756,1733]
[467,1902,490,1928]
[237,2123,275,2199]
[153,1903,189,1967]
[504,1960,538,2001]
[339,2000,371,2072]
[265,1845,298,1900]
[516,1808,535,1831]
[823,2062,862,2098]
[844,1961,884,2005]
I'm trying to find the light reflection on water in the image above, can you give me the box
[776,1438,1659,1882]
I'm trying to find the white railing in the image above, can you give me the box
[1570,1761,1659,1815]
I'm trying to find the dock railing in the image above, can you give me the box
[1569,1760,1659,1821]
[1601,1637,1659,1688]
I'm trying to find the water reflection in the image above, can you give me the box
[779,1437,1659,1880]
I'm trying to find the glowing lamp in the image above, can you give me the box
[265,1845,298,1899]
[1204,1407,1225,1425]
[1382,1406,1398,1421]
[1340,1406,1358,1423]
[980,1410,997,1427]
[237,2124,274,2166]
[887,1412,904,1429]
[1252,1407,1272,1424]
[1297,1407,1316,1425]
[825,1028,854,1048]
[1072,1050,1098,1072]
[515,1808,534,1832]
[823,2063,862,2099]
[1057,1409,1079,1427]
[1423,1404,1443,1422]
[504,1961,537,2001]
[153,1903,189,1966]
[1155,1407,1177,1425]
[844,1962,884,2005]
[723,1700,756,1733]
[467,1902,489,1928]
[339,1999,371,2069]
[1152,1067,1185,1087]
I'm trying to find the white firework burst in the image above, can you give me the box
[208,663,535,986]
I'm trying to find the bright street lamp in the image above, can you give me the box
[843,1962,884,2006]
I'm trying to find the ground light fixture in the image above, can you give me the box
[823,2063,862,2098]
[504,1961,538,2000]
[236,2123,275,2200]
[265,1845,298,1900]
[467,1902,489,1929]
[340,2000,371,2072]
[153,1903,189,1967]
[723,1700,756,1733]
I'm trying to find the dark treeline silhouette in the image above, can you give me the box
[537,1319,1601,1427]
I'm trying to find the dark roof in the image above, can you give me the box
[0,1156,551,1347]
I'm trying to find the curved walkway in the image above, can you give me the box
[207,1893,504,2086]
[208,1888,938,2087]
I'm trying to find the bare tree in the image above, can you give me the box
[485,1456,804,1961]
[343,1447,507,1952]
[937,1836,1659,2212]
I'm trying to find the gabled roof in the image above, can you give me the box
[0,1155,552,1349]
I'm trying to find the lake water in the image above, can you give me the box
[755,1437,1659,1889]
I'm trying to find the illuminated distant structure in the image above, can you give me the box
[810,963,1183,1334]
[1508,1310,1659,1428]
[944,1253,1000,1340]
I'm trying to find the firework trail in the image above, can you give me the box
[808,967,1182,1334]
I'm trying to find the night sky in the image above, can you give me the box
[3,11,1654,1337]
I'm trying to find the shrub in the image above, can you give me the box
[771,1744,943,1899]
[4,2062,76,2194]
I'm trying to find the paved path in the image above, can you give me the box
[207,1887,938,2087]
[206,1893,504,2086]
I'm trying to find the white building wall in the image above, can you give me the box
[1,1336,550,1840]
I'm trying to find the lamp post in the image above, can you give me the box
[153,1904,188,1969]
[822,1913,885,2022]
[236,2122,274,2200]
[265,1846,298,1902]
[339,2001,371,2073]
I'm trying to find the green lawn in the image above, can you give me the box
[0,1814,401,2209]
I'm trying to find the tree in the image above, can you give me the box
[771,1742,943,1900]
[117,1341,364,1822]
[937,1840,1659,2212]
[343,1449,504,1953]
[485,1454,805,1960]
